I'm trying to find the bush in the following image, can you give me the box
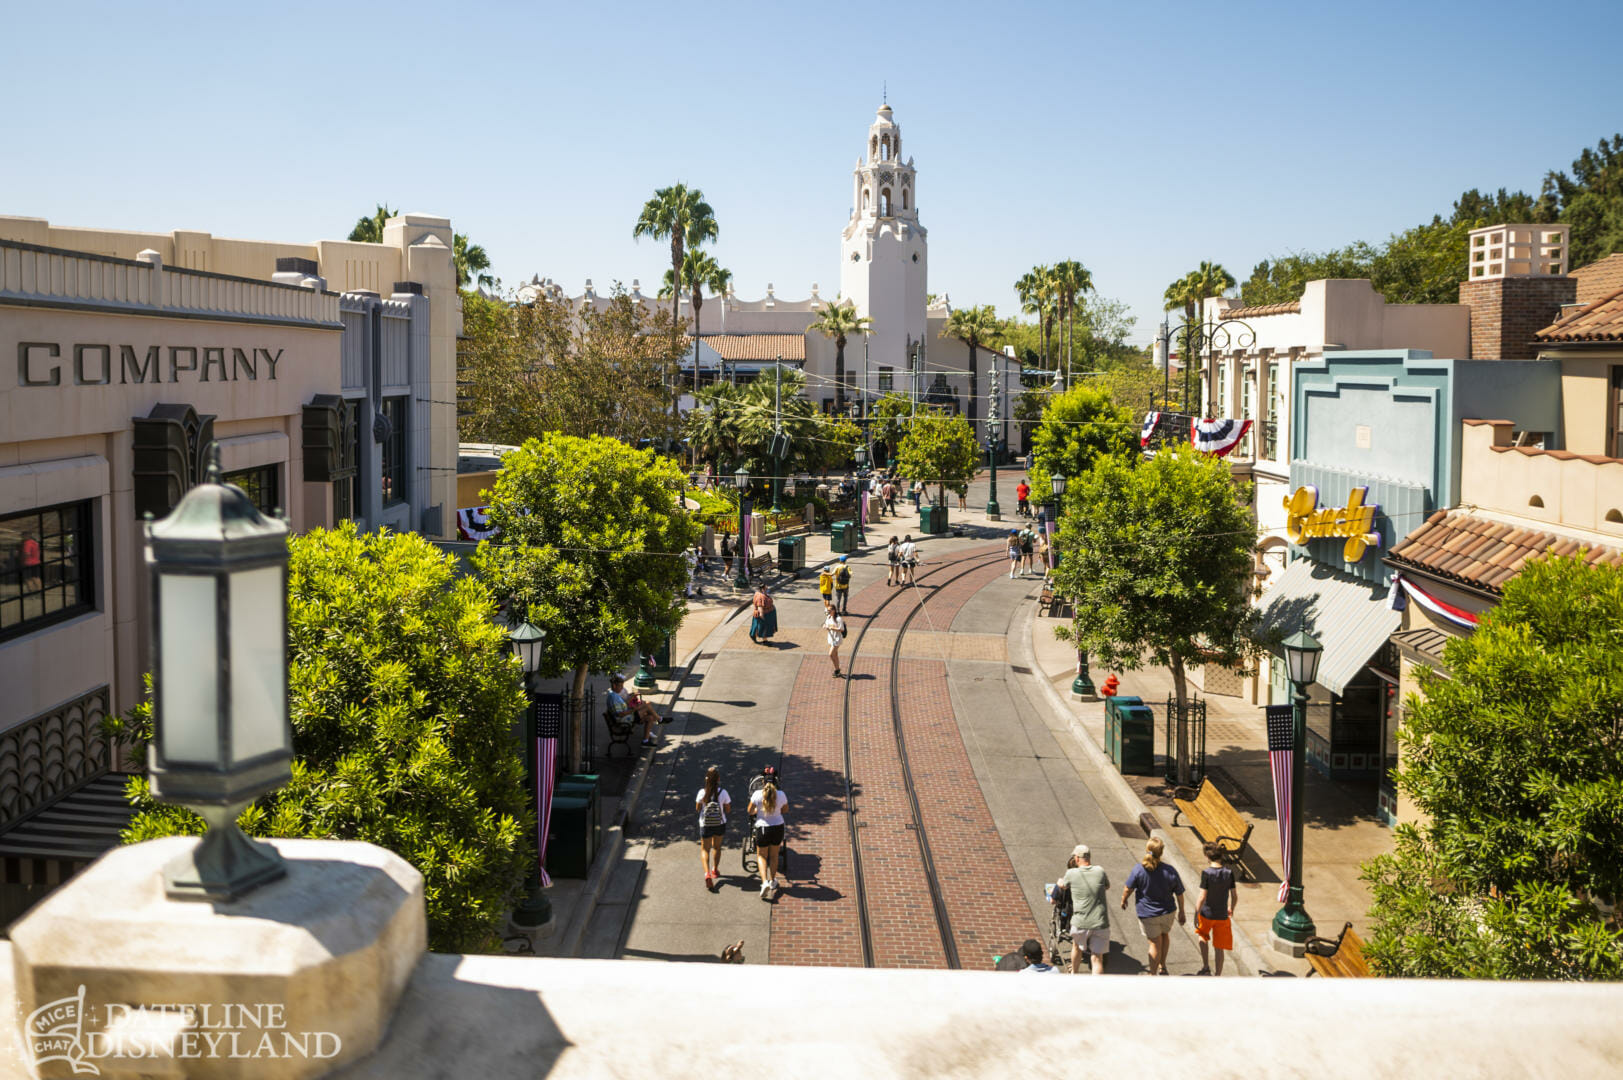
[105,525,530,954]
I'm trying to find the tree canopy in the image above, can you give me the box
[894,411,980,504]
[1026,385,1138,498]
[1361,554,1623,979]
[1049,445,1257,783]
[107,525,531,953]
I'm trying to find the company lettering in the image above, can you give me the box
[17,341,286,387]
[1283,484,1382,562]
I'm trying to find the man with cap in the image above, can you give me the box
[833,555,852,615]
[607,672,663,748]
[1053,843,1111,974]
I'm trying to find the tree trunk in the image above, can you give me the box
[570,663,590,774]
[1170,652,1190,786]
[692,289,704,460]
[835,336,846,410]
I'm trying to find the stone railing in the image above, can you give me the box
[0,686,111,831]
[0,240,342,327]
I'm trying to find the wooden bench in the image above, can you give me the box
[1305,922,1371,977]
[1037,577,1068,618]
[1171,777,1256,882]
[749,552,774,576]
[602,706,635,757]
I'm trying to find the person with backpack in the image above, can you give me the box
[1019,526,1035,575]
[886,535,901,587]
[749,773,789,899]
[823,600,847,678]
[695,765,732,891]
[1007,530,1022,579]
[818,564,835,607]
[900,534,918,585]
[1195,842,1238,975]
[833,555,852,614]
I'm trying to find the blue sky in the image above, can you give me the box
[2,1,1619,343]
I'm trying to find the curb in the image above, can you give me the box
[1014,603,1275,978]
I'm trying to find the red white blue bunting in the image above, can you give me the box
[1190,417,1253,458]
[457,505,498,541]
[1141,412,1160,448]
[1391,571,1480,630]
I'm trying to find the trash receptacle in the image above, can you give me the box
[919,505,949,534]
[778,535,806,574]
[556,773,600,850]
[548,794,596,879]
[1119,703,1156,776]
[830,521,855,554]
[1103,696,1143,768]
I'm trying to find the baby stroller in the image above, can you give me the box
[1046,882,1075,969]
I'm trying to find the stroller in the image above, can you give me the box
[1046,881,1076,969]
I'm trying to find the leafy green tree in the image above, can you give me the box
[1016,265,1057,369]
[684,382,744,476]
[1052,259,1094,382]
[347,205,492,291]
[810,300,873,410]
[347,204,397,244]
[895,411,979,507]
[1026,385,1137,497]
[815,414,863,472]
[1240,246,1378,307]
[474,435,696,770]
[1370,217,1478,305]
[105,525,530,953]
[869,391,916,461]
[944,304,1000,424]
[1050,445,1257,784]
[1538,134,1623,268]
[1361,554,1623,979]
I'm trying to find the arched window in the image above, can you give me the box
[870,136,877,160]
[880,188,892,215]
[881,136,890,161]
[862,188,870,211]
[894,135,900,157]
[902,189,909,211]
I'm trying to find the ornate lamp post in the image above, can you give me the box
[854,443,869,545]
[145,448,293,901]
[733,466,752,589]
[507,621,552,927]
[986,359,1002,521]
[1049,474,1096,698]
[1271,629,1323,952]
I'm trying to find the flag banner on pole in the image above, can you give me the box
[1265,704,1294,903]
[534,697,565,888]
[860,489,868,532]
[1191,417,1253,458]
[1044,518,1057,569]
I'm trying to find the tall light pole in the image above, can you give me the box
[771,358,783,513]
[985,358,1001,520]
[733,466,752,589]
[507,621,551,927]
[1051,474,1095,698]
[1271,629,1323,954]
[854,442,869,546]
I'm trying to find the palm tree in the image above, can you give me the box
[809,300,873,410]
[661,250,733,398]
[1163,261,1236,410]
[633,184,719,332]
[347,204,396,244]
[1052,260,1094,386]
[1016,265,1058,370]
[453,234,494,290]
[685,383,742,476]
[944,304,1000,426]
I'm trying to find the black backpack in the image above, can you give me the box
[702,797,725,829]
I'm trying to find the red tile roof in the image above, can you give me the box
[1221,300,1301,319]
[1572,253,1623,306]
[1388,509,1622,593]
[1535,285,1623,343]
[699,333,807,361]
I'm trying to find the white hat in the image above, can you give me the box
[1072,844,1090,860]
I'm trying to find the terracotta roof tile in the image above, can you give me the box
[1536,285,1623,343]
[1572,254,1623,306]
[1222,300,1301,318]
[698,333,807,361]
[1388,509,1622,593]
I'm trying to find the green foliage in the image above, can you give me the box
[1361,555,1623,979]
[895,411,979,505]
[475,434,696,676]
[1538,134,1623,269]
[1240,245,1379,307]
[869,393,914,456]
[816,414,863,470]
[1026,385,1137,497]
[1164,262,1236,321]
[108,526,530,954]
[810,300,873,407]
[347,204,396,244]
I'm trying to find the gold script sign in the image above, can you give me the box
[1283,485,1381,562]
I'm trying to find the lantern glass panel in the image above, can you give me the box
[159,572,219,764]
[230,565,287,764]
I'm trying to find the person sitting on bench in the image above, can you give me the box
[608,673,663,747]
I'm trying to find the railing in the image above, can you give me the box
[0,686,112,831]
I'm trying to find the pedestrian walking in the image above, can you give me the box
[910,479,923,510]
[886,535,901,587]
[1120,837,1185,976]
[885,478,898,515]
[1019,526,1035,575]
[695,765,731,891]
[1015,479,1030,518]
[1007,530,1021,579]
[750,585,777,644]
[1055,843,1111,974]
[749,775,789,899]
[823,600,847,677]
[1195,842,1238,975]
[833,555,852,614]
[817,564,835,608]
[1017,939,1058,974]
[956,484,968,511]
[720,533,734,577]
[1034,529,1049,572]
[900,534,918,585]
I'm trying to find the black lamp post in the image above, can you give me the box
[146,446,293,902]
[1271,629,1323,951]
[854,443,869,546]
[1050,474,1096,698]
[733,466,751,589]
[508,621,552,927]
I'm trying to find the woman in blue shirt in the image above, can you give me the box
[1120,836,1185,975]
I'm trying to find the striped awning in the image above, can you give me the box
[1256,557,1400,696]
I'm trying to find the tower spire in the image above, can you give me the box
[883,81,887,105]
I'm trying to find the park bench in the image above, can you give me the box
[1305,922,1371,977]
[1171,777,1256,882]
[748,552,774,576]
[602,705,635,757]
[1037,577,1070,618]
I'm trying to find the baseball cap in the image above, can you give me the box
[839,555,848,562]
[1072,843,1090,860]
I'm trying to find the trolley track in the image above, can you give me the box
[838,545,1005,968]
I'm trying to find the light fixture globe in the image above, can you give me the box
[1050,474,1068,498]
[854,444,868,468]
[1281,629,1324,688]
[734,467,750,492]
[507,621,546,677]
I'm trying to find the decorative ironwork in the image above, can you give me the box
[0,686,112,831]
[1163,694,1208,786]
[131,403,215,520]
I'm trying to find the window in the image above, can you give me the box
[878,367,894,392]
[1610,366,1623,458]
[880,188,892,216]
[223,464,282,517]
[381,395,409,506]
[334,400,360,521]
[0,500,95,642]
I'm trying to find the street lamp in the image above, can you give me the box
[733,466,751,589]
[854,443,869,545]
[507,621,552,927]
[1048,474,1095,699]
[146,447,292,901]
[1271,629,1323,953]
[986,360,1002,521]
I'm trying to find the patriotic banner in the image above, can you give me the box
[457,505,498,540]
[1266,704,1295,904]
[534,696,564,887]
[860,489,869,537]
[1392,571,1480,630]
[1191,417,1254,458]
[1044,517,1057,569]
[1141,411,1161,448]
[740,497,754,579]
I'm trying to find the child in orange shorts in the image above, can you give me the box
[1195,841,1238,975]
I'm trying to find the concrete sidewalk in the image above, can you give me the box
[1030,607,1393,975]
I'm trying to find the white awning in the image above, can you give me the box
[1257,558,1399,696]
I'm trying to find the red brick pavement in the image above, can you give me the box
[770,545,1041,968]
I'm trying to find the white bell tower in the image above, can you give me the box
[840,104,928,392]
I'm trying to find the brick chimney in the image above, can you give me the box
[1458,225,1576,359]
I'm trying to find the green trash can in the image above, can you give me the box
[920,504,948,534]
[548,794,595,879]
[830,521,856,554]
[1119,703,1156,776]
[1103,696,1143,768]
[777,535,806,574]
